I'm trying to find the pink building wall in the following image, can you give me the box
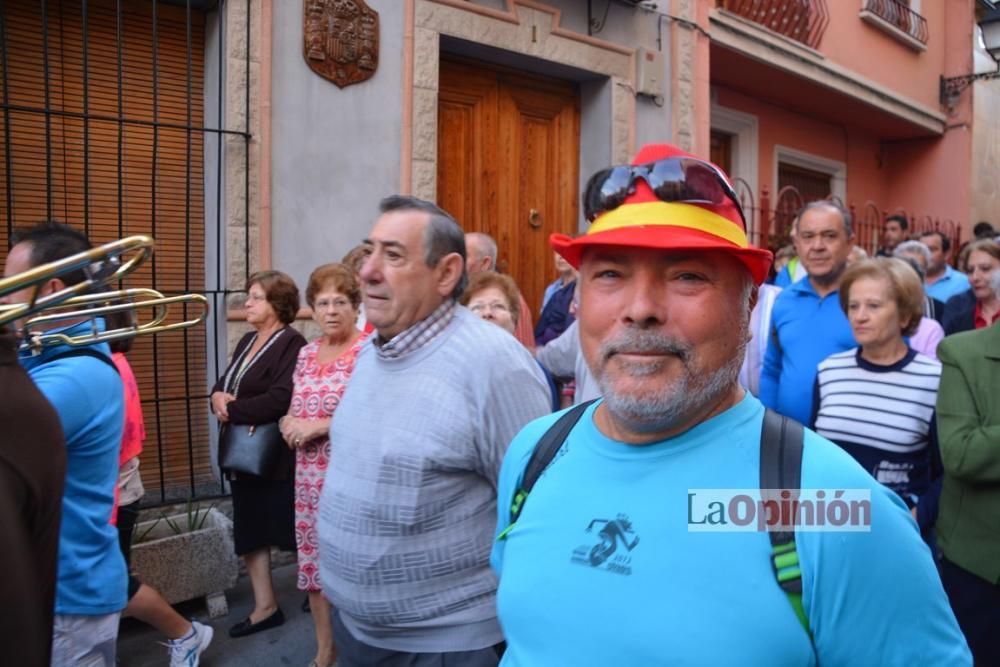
[715,87,887,213]
[703,0,977,237]
[882,0,974,227]
[884,130,972,226]
[820,0,948,110]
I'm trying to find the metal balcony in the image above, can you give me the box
[862,0,929,45]
[717,0,830,50]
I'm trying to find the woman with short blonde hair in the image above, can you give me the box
[460,271,559,410]
[813,258,943,540]
[838,258,924,337]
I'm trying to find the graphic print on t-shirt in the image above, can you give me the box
[874,460,913,487]
[570,513,640,575]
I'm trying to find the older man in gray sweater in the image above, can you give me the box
[318,195,551,666]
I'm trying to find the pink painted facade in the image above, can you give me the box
[695,0,984,251]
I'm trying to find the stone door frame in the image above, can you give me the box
[403,0,636,231]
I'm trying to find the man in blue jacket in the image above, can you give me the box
[1,221,126,667]
[759,201,856,424]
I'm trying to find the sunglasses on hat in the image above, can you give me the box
[582,157,746,227]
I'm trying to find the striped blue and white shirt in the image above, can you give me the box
[811,347,942,530]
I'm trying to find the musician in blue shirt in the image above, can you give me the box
[2,222,126,667]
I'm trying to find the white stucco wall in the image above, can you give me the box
[270,0,405,290]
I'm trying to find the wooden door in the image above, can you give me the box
[438,57,580,314]
[710,130,733,177]
[778,163,831,204]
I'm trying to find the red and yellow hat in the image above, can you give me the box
[551,143,773,285]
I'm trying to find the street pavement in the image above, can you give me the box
[117,563,320,667]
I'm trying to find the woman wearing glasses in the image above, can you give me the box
[212,271,305,639]
[461,271,559,410]
[461,272,521,336]
[278,263,368,667]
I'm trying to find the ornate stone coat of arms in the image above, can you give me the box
[303,0,379,88]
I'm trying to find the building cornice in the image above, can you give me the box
[709,8,945,135]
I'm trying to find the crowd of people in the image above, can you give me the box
[2,142,996,667]
[748,199,998,664]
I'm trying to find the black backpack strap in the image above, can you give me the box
[43,348,119,374]
[760,408,810,638]
[497,399,599,541]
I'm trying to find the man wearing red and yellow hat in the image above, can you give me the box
[490,145,969,665]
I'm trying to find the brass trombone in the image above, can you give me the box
[0,233,209,350]
[0,234,154,327]
[18,288,210,352]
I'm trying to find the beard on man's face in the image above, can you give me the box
[590,324,746,436]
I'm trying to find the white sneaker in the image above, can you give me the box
[167,620,214,667]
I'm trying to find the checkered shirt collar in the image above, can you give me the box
[373,298,456,360]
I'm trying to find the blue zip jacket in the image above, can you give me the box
[759,277,855,424]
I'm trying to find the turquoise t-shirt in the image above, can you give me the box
[492,395,970,666]
[21,325,127,616]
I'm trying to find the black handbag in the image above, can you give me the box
[216,329,292,480]
[218,421,291,480]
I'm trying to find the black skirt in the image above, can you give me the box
[230,474,296,556]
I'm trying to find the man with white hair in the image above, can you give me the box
[491,144,970,665]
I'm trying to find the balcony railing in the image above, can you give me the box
[717,0,830,50]
[863,0,929,45]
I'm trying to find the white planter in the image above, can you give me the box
[130,507,239,618]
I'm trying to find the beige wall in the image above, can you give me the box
[971,79,1000,228]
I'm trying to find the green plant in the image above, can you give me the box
[165,499,218,535]
[130,500,217,544]
[184,500,217,533]
[131,516,162,545]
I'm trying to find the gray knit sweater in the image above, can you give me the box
[318,307,552,652]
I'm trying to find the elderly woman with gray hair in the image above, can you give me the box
[892,240,946,359]
[894,240,947,322]
[934,268,1000,664]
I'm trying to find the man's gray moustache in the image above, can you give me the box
[601,332,691,362]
